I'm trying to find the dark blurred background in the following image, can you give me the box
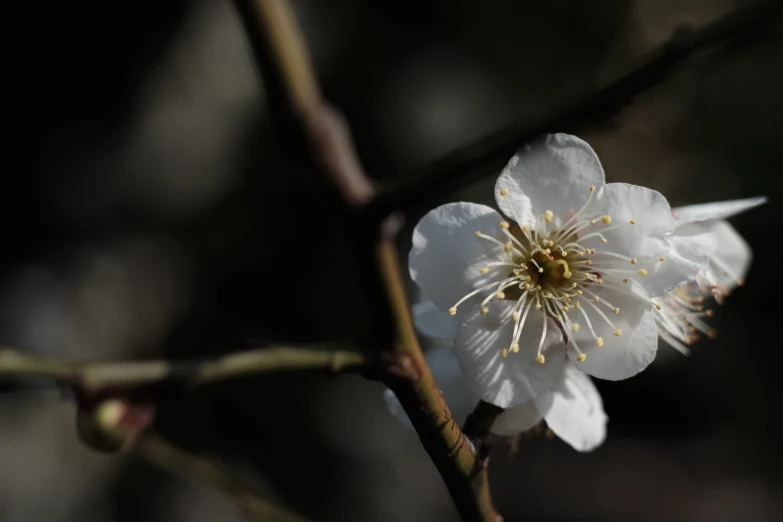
[2,1,782,521]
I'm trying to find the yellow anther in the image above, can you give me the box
[597,279,604,284]
[538,267,544,273]
[500,188,509,196]
[585,260,593,266]
[504,242,513,252]
[594,296,600,302]
[601,238,608,243]
[545,248,551,254]
[448,307,457,315]
[535,304,542,310]
[623,278,629,283]
[613,307,620,314]
[571,323,580,333]
[655,304,662,310]
[501,348,509,358]
[536,354,546,364]
[575,301,581,308]
[525,283,532,289]
[480,306,489,315]
[613,329,622,336]
[659,257,666,262]
[563,305,570,312]
[590,219,597,225]
[602,215,612,224]
[563,271,572,279]
[496,291,506,299]
[589,185,596,192]
[577,353,587,362]
[637,269,648,276]
[511,343,520,353]
[706,309,714,317]
[479,267,489,274]
[499,221,510,230]
[522,225,530,233]
[474,231,482,237]
[630,258,638,264]
[629,219,637,225]
[512,311,520,321]
[546,293,554,299]
[544,210,554,222]
[576,290,583,295]
[595,337,604,347]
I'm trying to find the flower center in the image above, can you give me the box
[449,185,666,365]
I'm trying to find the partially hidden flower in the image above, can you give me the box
[384,302,607,452]
[653,197,766,354]
[409,133,695,408]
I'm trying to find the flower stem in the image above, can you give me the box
[0,346,365,391]
[136,433,310,522]
[233,1,501,520]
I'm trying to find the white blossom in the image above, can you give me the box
[654,197,766,354]
[409,134,695,408]
[384,302,607,452]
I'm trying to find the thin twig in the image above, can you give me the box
[463,400,504,457]
[137,433,310,522]
[370,0,781,217]
[234,1,500,520]
[0,346,365,391]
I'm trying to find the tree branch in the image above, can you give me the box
[0,346,365,391]
[136,433,310,522]
[234,1,500,520]
[463,400,504,457]
[370,0,781,217]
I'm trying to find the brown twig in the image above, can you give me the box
[136,433,310,522]
[463,400,505,457]
[234,1,500,520]
[0,346,365,391]
[370,0,781,219]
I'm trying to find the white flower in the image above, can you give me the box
[654,197,766,354]
[409,134,694,408]
[384,302,607,452]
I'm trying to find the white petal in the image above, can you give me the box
[569,281,658,380]
[384,344,478,428]
[585,182,674,259]
[672,196,767,225]
[491,393,551,436]
[412,301,459,340]
[494,134,605,226]
[638,226,713,296]
[454,301,565,408]
[705,220,753,289]
[583,183,681,297]
[409,202,509,311]
[544,362,607,452]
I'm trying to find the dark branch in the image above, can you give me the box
[463,401,504,457]
[137,433,310,522]
[371,0,781,217]
[234,1,501,520]
[0,346,365,391]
